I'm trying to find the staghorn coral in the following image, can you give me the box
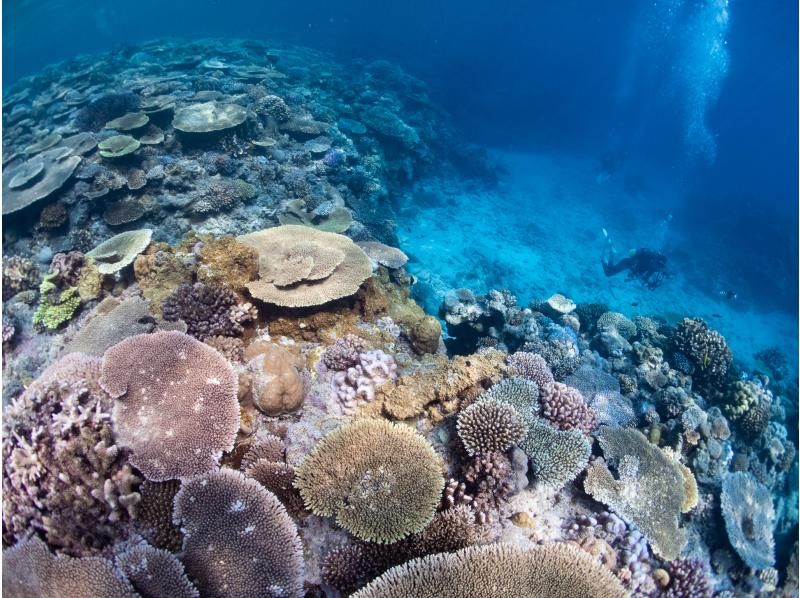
[2,255,39,300]
[2,354,140,556]
[506,351,554,392]
[720,472,775,570]
[115,541,199,598]
[133,480,183,552]
[161,282,255,339]
[379,349,506,420]
[173,469,304,598]
[352,542,627,598]
[539,381,597,433]
[3,536,137,598]
[237,225,372,308]
[521,417,591,488]
[456,397,527,456]
[584,426,687,560]
[100,331,240,481]
[294,419,445,543]
[242,341,305,415]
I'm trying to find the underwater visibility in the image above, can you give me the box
[1,1,797,596]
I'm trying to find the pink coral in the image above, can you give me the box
[539,382,597,434]
[100,331,240,481]
[333,349,397,412]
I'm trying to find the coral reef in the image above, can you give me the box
[456,397,527,456]
[720,472,775,570]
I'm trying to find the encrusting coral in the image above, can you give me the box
[294,419,445,543]
[100,331,240,481]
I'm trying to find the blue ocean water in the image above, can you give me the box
[2,0,798,594]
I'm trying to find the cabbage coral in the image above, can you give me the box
[352,542,627,598]
[294,419,445,543]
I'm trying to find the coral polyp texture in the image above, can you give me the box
[238,225,372,307]
[294,419,445,543]
[352,542,628,598]
[1,37,797,598]
[100,331,240,481]
[173,469,304,598]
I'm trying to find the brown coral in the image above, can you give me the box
[100,331,240,481]
[294,419,445,543]
[237,224,372,307]
[243,341,305,415]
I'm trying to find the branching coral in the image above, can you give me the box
[237,224,372,307]
[720,472,775,570]
[115,541,199,598]
[352,542,627,598]
[661,558,713,598]
[133,480,183,552]
[32,272,81,329]
[506,352,553,392]
[539,381,597,433]
[173,469,304,598]
[456,397,527,456]
[2,354,139,556]
[672,318,732,389]
[162,282,255,339]
[294,419,445,543]
[583,426,687,560]
[100,331,240,481]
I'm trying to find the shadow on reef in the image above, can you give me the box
[0,37,797,598]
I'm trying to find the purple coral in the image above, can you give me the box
[507,352,554,393]
[333,349,397,412]
[539,382,597,433]
[323,334,367,370]
[173,469,304,598]
[100,331,240,481]
[462,450,517,518]
[2,353,139,556]
[661,558,713,597]
[162,282,255,339]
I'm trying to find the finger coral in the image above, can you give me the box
[539,381,597,433]
[100,331,240,481]
[583,426,687,560]
[294,419,445,543]
[172,469,304,598]
[237,224,372,307]
[161,282,255,339]
[351,542,627,598]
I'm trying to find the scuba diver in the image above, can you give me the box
[601,229,669,289]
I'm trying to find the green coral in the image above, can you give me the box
[32,273,81,329]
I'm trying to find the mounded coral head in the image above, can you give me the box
[583,426,687,560]
[720,472,775,570]
[2,353,140,556]
[100,331,240,481]
[456,397,527,456]
[173,469,304,598]
[352,542,627,598]
[238,225,372,308]
[86,229,152,274]
[294,419,445,543]
[243,341,305,415]
[673,318,732,387]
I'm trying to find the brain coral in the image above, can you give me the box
[583,426,687,560]
[720,472,775,570]
[456,397,527,456]
[294,419,445,543]
[173,469,304,598]
[3,537,137,598]
[352,542,627,598]
[2,354,139,556]
[100,331,240,481]
[237,225,372,307]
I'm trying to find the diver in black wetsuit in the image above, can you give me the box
[601,230,669,289]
